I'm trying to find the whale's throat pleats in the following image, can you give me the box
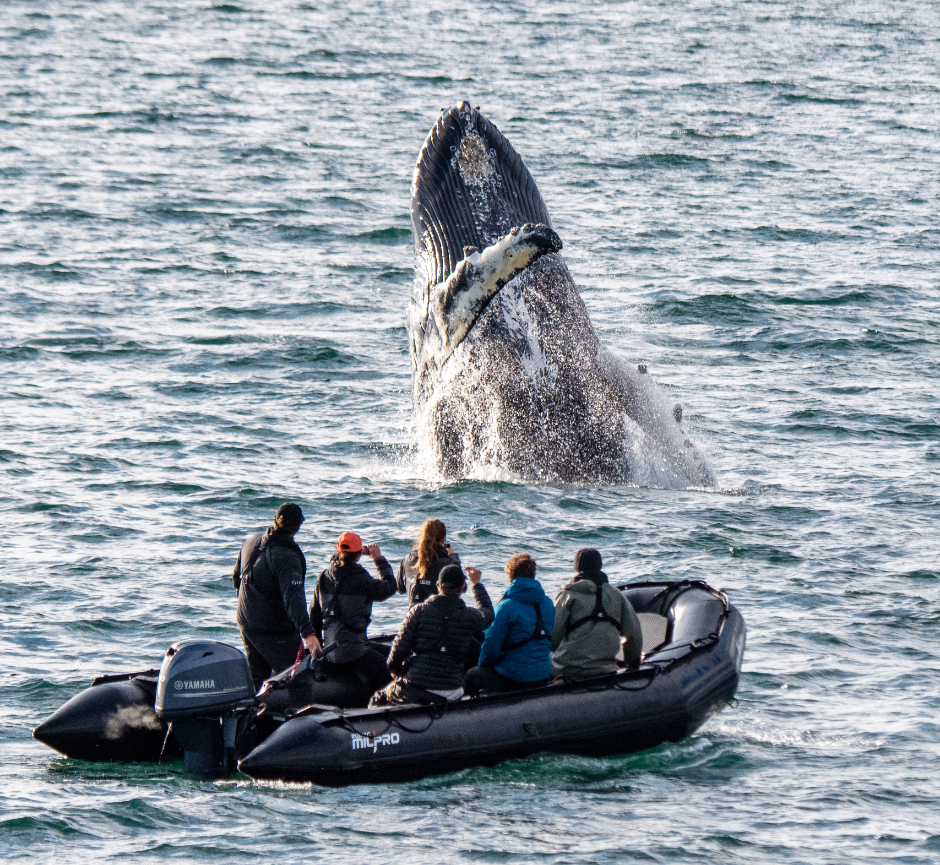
[411,102,552,291]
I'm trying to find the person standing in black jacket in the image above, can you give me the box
[371,563,494,706]
[397,518,461,607]
[309,531,397,692]
[233,503,321,690]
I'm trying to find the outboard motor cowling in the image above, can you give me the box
[155,640,256,777]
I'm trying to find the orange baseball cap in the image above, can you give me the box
[337,531,362,552]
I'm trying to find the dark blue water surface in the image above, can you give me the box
[2,1,939,862]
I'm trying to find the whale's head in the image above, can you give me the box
[411,102,552,291]
[409,102,566,386]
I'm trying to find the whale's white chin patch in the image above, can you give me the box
[413,225,560,373]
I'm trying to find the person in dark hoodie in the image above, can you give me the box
[397,518,461,607]
[371,563,494,706]
[464,553,555,694]
[233,503,321,690]
[550,548,643,680]
[309,531,396,692]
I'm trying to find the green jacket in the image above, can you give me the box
[550,572,642,679]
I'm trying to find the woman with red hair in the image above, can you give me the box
[396,518,461,607]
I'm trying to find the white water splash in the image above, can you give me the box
[411,341,715,489]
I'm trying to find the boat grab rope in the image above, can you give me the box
[387,702,447,733]
[622,579,730,618]
[592,629,725,693]
[613,667,659,691]
[643,632,722,673]
[336,700,448,737]
[338,713,394,738]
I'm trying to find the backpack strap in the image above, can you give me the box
[237,537,276,596]
[413,607,458,657]
[565,584,621,635]
[502,601,551,653]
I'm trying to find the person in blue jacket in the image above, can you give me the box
[464,553,555,694]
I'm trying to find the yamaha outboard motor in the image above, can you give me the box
[155,640,256,777]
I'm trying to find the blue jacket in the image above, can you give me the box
[478,577,555,682]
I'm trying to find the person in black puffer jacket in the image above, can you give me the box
[309,531,397,693]
[233,503,322,690]
[397,518,461,607]
[371,563,494,706]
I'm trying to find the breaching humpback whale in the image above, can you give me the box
[408,102,715,487]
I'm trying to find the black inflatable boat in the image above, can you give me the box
[34,580,745,784]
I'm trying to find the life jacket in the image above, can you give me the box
[502,601,552,653]
[565,584,621,635]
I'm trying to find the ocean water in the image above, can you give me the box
[2,0,939,862]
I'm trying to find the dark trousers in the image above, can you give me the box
[241,630,302,691]
[464,666,550,695]
[321,647,391,693]
[466,637,481,670]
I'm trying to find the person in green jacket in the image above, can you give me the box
[550,548,643,680]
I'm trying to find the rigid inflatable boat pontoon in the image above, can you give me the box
[34,581,745,785]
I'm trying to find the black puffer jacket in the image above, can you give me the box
[387,585,494,691]
[397,546,461,606]
[310,554,396,664]
[234,528,314,639]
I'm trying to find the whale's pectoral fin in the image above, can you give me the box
[424,224,562,368]
[412,102,553,291]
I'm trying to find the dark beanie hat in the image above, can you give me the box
[438,564,466,587]
[574,548,602,573]
[275,502,304,526]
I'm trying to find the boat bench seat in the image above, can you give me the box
[636,612,669,655]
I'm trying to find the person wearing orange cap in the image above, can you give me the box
[308,531,397,692]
